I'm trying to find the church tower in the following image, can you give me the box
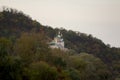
[49,31,65,50]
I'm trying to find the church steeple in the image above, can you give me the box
[49,31,65,50]
[57,31,62,38]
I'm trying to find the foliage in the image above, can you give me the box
[0,37,12,57]
[14,32,46,58]
[69,53,112,80]
[0,7,120,80]
[0,56,23,80]
[26,61,58,80]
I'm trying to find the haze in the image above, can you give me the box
[0,0,120,47]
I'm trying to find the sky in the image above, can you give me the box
[0,0,120,47]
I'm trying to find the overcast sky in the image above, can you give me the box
[0,0,120,47]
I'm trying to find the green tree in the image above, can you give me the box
[14,32,49,64]
[0,37,12,57]
[69,53,111,80]
[25,61,58,80]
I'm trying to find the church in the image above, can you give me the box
[49,31,66,50]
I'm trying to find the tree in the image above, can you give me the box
[25,61,58,80]
[0,37,12,57]
[14,32,49,64]
[68,53,112,80]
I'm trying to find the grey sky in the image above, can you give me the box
[0,0,120,47]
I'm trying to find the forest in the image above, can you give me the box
[0,8,120,80]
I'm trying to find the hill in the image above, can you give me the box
[0,8,120,80]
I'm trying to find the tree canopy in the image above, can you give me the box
[0,7,120,80]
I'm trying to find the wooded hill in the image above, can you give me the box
[0,8,120,80]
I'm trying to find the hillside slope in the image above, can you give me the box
[0,8,120,79]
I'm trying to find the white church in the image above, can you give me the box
[49,31,67,50]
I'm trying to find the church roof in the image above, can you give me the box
[49,41,56,45]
